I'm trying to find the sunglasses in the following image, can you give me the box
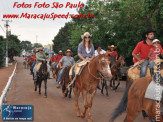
[84,36,90,39]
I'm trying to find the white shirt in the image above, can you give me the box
[95,49,106,56]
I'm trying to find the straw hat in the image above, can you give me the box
[58,50,63,53]
[38,47,44,51]
[108,45,117,49]
[65,49,72,53]
[81,32,92,40]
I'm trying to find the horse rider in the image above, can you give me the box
[30,51,37,75]
[78,32,95,62]
[33,47,50,81]
[132,28,156,119]
[50,52,56,68]
[53,50,64,72]
[108,45,118,60]
[95,45,106,57]
[132,28,156,78]
[148,39,163,76]
[56,49,75,88]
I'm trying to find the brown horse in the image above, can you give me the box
[110,55,125,90]
[61,65,72,98]
[110,73,163,122]
[73,53,112,122]
[52,62,62,81]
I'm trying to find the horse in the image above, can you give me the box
[110,72,163,122]
[110,55,125,91]
[61,65,72,98]
[72,53,112,122]
[100,55,116,96]
[52,62,62,81]
[34,61,48,97]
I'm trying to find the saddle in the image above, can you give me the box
[67,60,90,88]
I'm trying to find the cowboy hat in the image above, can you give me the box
[81,32,92,40]
[108,45,117,49]
[142,28,156,39]
[152,39,160,44]
[65,49,72,54]
[38,47,44,51]
[58,50,63,53]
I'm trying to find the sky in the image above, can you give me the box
[0,0,87,45]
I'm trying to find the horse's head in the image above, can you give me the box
[40,61,48,76]
[97,52,112,81]
[118,55,125,67]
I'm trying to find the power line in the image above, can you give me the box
[0,25,5,33]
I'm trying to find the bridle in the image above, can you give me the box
[87,58,108,80]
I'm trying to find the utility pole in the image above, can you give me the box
[36,35,38,43]
[2,20,12,67]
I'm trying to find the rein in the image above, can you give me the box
[87,59,103,80]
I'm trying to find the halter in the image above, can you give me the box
[87,59,104,80]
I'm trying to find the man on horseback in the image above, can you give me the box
[108,45,118,60]
[95,45,106,57]
[56,49,75,88]
[33,47,50,81]
[132,28,155,78]
[53,50,63,73]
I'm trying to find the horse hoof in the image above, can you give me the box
[80,113,85,118]
[144,117,149,121]
[68,96,71,98]
[62,93,65,97]
[35,88,37,91]
[88,119,93,122]
[44,96,47,98]
[39,92,41,95]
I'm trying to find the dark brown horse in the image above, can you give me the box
[73,53,112,122]
[52,62,62,81]
[110,72,163,122]
[34,61,48,97]
[110,55,125,90]
[61,65,72,98]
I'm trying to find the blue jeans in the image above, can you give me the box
[149,61,154,69]
[57,68,64,84]
[33,63,50,80]
[54,62,58,72]
[140,59,149,78]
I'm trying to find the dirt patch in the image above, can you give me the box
[0,63,16,94]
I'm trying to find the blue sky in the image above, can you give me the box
[0,0,87,45]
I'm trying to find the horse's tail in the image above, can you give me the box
[109,81,133,122]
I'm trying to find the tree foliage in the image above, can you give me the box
[0,36,5,67]
[52,0,163,65]
[21,40,33,52]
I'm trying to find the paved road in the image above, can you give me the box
[2,57,148,122]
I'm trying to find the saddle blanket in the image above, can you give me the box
[145,80,163,101]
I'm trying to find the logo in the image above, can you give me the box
[2,105,33,121]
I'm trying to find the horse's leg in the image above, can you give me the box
[44,79,47,97]
[34,80,37,91]
[114,76,120,91]
[87,90,96,121]
[73,87,80,117]
[80,90,88,118]
[105,80,109,96]
[69,87,72,98]
[125,111,139,122]
[101,79,104,94]
[39,80,41,95]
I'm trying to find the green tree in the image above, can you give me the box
[0,36,5,67]
[8,35,22,62]
[21,40,32,52]
[32,43,43,49]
